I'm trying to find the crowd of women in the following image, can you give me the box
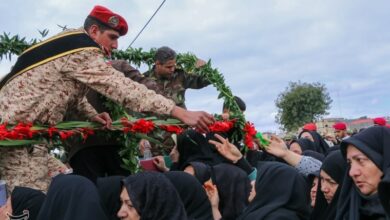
[1,124,390,220]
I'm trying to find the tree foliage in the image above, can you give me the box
[275,81,332,132]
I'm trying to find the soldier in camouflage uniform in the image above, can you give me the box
[143,46,211,109]
[0,6,214,192]
[113,46,211,155]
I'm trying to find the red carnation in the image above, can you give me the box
[208,120,234,133]
[12,122,37,138]
[47,127,58,138]
[80,128,95,141]
[123,119,155,134]
[159,125,183,134]
[59,131,75,140]
[243,122,257,150]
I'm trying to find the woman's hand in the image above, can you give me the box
[153,156,169,172]
[264,135,289,159]
[208,133,242,163]
[204,179,219,208]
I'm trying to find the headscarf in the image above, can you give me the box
[164,171,213,220]
[122,171,188,220]
[302,150,325,162]
[190,162,251,220]
[291,138,318,153]
[336,126,390,220]
[379,168,390,217]
[96,176,124,220]
[298,130,330,155]
[176,129,223,170]
[310,150,347,220]
[10,187,46,220]
[37,174,108,220]
[189,162,212,184]
[239,161,311,220]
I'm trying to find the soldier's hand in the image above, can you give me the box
[195,59,207,68]
[91,112,112,129]
[171,106,214,133]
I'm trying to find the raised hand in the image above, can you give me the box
[208,133,242,163]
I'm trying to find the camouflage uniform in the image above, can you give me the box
[0,29,175,192]
[112,60,210,154]
[142,67,211,109]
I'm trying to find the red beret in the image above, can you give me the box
[89,5,128,36]
[303,123,317,131]
[333,122,347,131]
[373,117,387,126]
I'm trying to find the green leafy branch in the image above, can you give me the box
[112,48,247,147]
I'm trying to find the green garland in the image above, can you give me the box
[112,48,247,145]
[0,34,249,172]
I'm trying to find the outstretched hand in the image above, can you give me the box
[204,179,219,208]
[90,112,112,129]
[208,133,242,163]
[171,106,214,133]
[264,135,289,158]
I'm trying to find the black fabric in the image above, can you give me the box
[190,162,250,220]
[336,126,390,220]
[379,168,390,217]
[10,187,46,220]
[245,150,277,167]
[239,161,311,220]
[298,131,330,155]
[302,150,325,162]
[164,171,213,220]
[0,32,99,89]
[175,129,223,170]
[212,163,251,220]
[37,174,108,220]
[96,176,124,220]
[291,138,317,152]
[189,162,212,184]
[235,157,254,175]
[122,172,188,220]
[360,194,388,220]
[310,150,347,220]
[69,145,130,184]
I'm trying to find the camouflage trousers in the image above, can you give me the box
[0,144,67,193]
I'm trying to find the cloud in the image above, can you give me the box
[1,0,390,133]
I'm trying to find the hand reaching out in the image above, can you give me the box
[90,112,112,129]
[203,179,219,208]
[153,156,169,172]
[264,135,289,158]
[208,133,242,163]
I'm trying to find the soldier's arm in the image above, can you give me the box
[75,95,99,120]
[62,50,214,132]
[182,59,211,89]
[110,59,159,90]
[61,50,175,115]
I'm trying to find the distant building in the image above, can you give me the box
[315,116,386,136]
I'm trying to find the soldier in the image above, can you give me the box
[333,122,349,143]
[142,46,211,109]
[112,46,212,155]
[0,5,214,192]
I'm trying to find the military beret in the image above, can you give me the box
[88,5,128,36]
[373,117,387,126]
[303,123,317,131]
[333,122,347,131]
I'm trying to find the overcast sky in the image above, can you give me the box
[1,0,389,132]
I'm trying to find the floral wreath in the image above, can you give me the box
[0,48,269,172]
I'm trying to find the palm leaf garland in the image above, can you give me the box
[0,33,265,173]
